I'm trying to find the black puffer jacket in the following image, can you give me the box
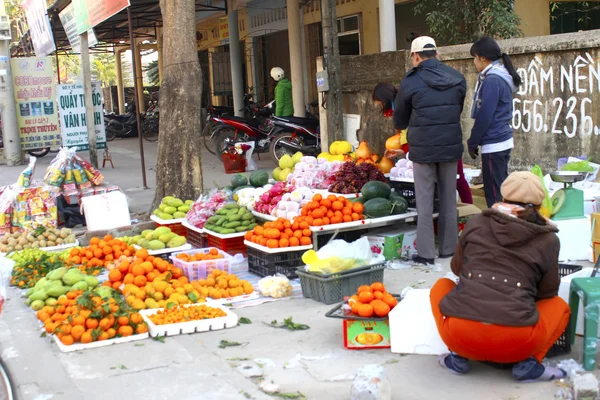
[393,58,466,163]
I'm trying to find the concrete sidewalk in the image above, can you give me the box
[0,259,581,400]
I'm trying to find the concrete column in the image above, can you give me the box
[300,12,309,106]
[157,27,163,85]
[379,0,396,52]
[245,36,260,103]
[115,49,126,114]
[316,57,329,150]
[286,0,305,117]
[0,41,21,165]
[133,39,146,112]
[207,50,220,106]
[228,9,244,117]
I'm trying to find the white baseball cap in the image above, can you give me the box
[411,36,437,53]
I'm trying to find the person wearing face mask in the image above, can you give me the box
[468,37,522,208]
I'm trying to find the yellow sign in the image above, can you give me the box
[219,16,229,42]
[11,57,60,151]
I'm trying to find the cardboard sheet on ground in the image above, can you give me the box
[389,289,447,355]
[81,191,130,231]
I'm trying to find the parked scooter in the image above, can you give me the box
[104,103,138,141]
[201,105,234,155]
[269,100,320,163]
[210,97,276,158]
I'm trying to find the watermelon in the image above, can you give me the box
[249,170,269,187]
[222,186,234,192]
[231,173,248,188]
[389,195,409,215]
[361,181,391,201]
[363,198,392,218]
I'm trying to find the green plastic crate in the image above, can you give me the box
[296,263,386,305]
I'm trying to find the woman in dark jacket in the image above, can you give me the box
[468,37,522,207]
[430,171,570,382]
[372,82,473,204]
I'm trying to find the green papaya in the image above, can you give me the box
[29,289,49,301]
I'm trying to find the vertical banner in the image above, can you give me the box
[22,0,55,56]
[58,3,97,53]
[11,57,60,150]
[219,16,229,44]
[73,0,130,35]
[56,82,107,151]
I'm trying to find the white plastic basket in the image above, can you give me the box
[170,248,244,281]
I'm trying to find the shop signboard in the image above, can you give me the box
[56,82,107,151]
[219,16,229,45]
[73,0,130,35]
[22,0,55,56]
[11,57,60,150]
[59,3,97,53]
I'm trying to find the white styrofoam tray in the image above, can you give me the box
[53,333,149,353]
[204,230,248,239]
[209,291,259,305]
[133,243,193,256]
[251,211,277,221]
[309,219,369,232]
[312,190,360,199]
[244,240,313,254]
[140,303,238,337]
[367,212,419,224]
[150,215,186,225]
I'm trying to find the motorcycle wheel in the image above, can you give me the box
[105,127,118,142]
[201,121,217,155]
[269,132,300,165]
[142,119,159,142]
[27,148,50,157]
[214,127,241,158]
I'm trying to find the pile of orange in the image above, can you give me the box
[244,218,311,249]
[297,194,364,227]
[348,282,398,318]
[149,304,227,326]
[191,269,254,300]
[67,235,136,273]
[175,248,224,262]
[36,289,148,346]
[104,248,185,291]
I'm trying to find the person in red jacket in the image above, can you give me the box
[372,82,473,205]
[431,171,569,382]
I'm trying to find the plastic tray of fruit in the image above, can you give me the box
[208,291,260,305]
[251,211,277,222]
[52,331,149,353]
[133,243,192,256]
[151,215,185,225]
[139,303,238,337]
[325,294,401,321]
[244,240,313,254]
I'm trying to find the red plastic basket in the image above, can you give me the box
[221,148,246,174]
[185,225,207,248]
[207,233,247,257]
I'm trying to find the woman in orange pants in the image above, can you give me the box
[430,171,570,382]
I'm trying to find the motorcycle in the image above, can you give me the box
[201,105,235,155]
[269,101,320,163]
[104,103,138,141]
[210,98,276,158]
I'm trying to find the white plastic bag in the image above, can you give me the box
[303,237,374,274]
[258,274,293,298]
[241,141,257,172]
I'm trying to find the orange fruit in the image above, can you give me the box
[371,282,385,292]
[312,193,323,202]
[300,237,311,246]
[136,324,148,334]
[141,261,154,274]
[71,314,86,326]
[123,273,135,284]
[357,304,374,318]
[99,318,111,331]
[81,331,93,344]
[302,229,312,237]
[118,316,129,326]
[107,328,117,338]
[71,325,85,341]
[118,325,134,337]
[108,269,122,283]
[60,335,75,346]
[372,300,391,317]
[133,275,147,287]
[357,285,372,294]
[130,313,143,324]
[352,202,364,214]
[132,265,145,277]
[135,248,149,260]
[373,291,385,300]
[85,319,99,330]
[382,295,398,309]
[289,237,300,247]
[358,291,374,303]
[279,238,289,248]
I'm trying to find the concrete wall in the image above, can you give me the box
[339,30,600,171]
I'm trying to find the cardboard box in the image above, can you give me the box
[367,226,417,261]
[343,319,391,350]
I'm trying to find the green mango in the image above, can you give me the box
[159,203,168,211]
[177,205,190,213]
[30,300,45,311]
[47,285,69,298]
[72,281,88,291]
[34,277,48,290]
[148,240,166,250]
[48,267,68,281]
[173,212,186,219]
[29,289,49,301]
[84,276,99,288]
[24,298,31,306]
[153,227,171,238]
[25,287,35,297]
[45,298,57,306]
[141,229,154,237]
[158,213,173,220]
[62,271,84,286]
[185,200,193,205]
[163,206,177,215]
[167,236,187,248]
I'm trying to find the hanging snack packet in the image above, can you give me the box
[17,157,36,188]
[74,154,104,185]
[44,150,68,188]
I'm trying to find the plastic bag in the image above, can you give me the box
[531,165,553,218]
[44,149,69,188]
[560,160,594,173]
[258,274,293,298]
[240,142,257,172]
[17,157,36,188]
[302,237,373,274]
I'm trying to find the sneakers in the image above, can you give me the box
[512,358,567,383]
[439,353,470,375]
[411,254,434,265]
[438,253,455,259]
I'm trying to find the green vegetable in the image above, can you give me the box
[560,160,594,173]
[361,181,391,201]
[363,198,393,218]
[249,170,269,187]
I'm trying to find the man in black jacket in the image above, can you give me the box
[394,36,467,265]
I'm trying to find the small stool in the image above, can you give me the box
[569,277,600,370]
[103,148,114,168]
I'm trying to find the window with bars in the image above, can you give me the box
[337,14,360,55]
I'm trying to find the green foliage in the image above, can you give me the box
[144,60,160,86]
[92,53,117,88]
[414,0,523,45]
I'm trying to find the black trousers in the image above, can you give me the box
[482,149,511,208]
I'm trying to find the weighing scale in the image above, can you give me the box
[550,171,586,221]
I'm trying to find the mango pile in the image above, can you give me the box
[152,196,193,220]
[24,267,100,311]
[203,203,258,235]
[126,227,187,251]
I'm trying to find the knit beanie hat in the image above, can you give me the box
[500,171,546,206]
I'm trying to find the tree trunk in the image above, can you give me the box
[152,0,203,210]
